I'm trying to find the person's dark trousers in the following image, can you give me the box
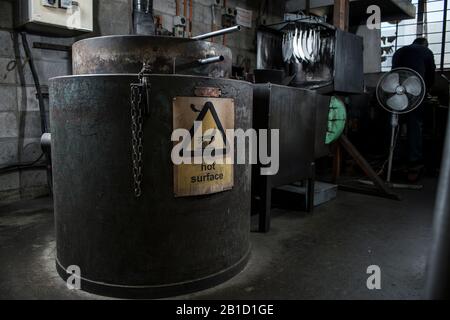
[406,104,425,167]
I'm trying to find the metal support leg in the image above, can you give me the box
[306,178,315,212]
[258,181,272,233]
[387,114,399,183]
[332,143,341,184]
[306,162,316,212]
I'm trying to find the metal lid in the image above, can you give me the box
[72,35,233,78]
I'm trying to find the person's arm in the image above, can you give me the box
[392,50,399,70]
[424,49,436,89]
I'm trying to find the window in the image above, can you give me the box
[381,0,449,71]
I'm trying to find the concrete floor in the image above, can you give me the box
[0,179,436,300]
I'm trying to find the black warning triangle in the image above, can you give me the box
[188,101,230,158]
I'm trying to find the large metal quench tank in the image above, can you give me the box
[51,74,253,298]
[51,30,253,298]
[72,35,233,78]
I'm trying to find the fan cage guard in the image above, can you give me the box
[376,67,426,115]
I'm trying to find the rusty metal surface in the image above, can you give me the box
[194,86,222,97]
[251,84,319,232]
[50,74,253,298]
[252,84,317,187]
[72,35,232,78]
[191,25,241,40]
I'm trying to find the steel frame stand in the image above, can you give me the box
[333,134,401,201]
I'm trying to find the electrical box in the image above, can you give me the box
[42,0,58,8]
[173,15,187,38]
[15,0,93,37]
[174,15,187,27]
[222,7,237,27]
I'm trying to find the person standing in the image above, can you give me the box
[391,37,436,181]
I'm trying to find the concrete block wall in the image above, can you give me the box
[0,0,283,201]
[153,0,284,72]
[1,1,49,201]
[0,0,132,201]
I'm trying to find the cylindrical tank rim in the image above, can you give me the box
[54,247,251,298]
[49,73,253,86]
[73,34,231,48]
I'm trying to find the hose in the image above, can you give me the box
[0,153,45,175]
[20,32,52,191]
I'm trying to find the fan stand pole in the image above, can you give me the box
[386,113,399,183]
[358,112,423,190]
[384,113,424,190]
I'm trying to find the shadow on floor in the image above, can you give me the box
[0,179,437,300]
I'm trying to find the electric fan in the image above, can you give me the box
[376,67,426,185]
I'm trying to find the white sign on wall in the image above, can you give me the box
[236,7,253,28]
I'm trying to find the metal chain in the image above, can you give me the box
[130,84,145,198]
[130,63,152,198]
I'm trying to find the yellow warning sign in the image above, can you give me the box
[173,97,234,197]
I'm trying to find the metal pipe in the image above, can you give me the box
[21,32,52,192]
[198,55,224,65]
[426,75,450,300]
[134,0,152,14]
[210,5,216,43]
[189,0,193,35]
[386,114,398,183]
[441,0,448,71]
[21,33,47,134]
[395,22,399,51]
[417,0,426,36]
[305,0,310,15]
[191,25,241,40]
[133,0,155,35]
[223,0,227,46]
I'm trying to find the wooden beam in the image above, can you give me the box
[416,0,426,37]
[332,142,341,183]
[333,0,349,31]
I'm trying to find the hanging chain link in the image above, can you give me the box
[130,64,151,198]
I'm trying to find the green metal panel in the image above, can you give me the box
[325,96,347,144]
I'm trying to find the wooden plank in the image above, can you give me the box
[338,184,401,201]
[333,0,349,31]
[332,143,341,183]
[339,135,400,200]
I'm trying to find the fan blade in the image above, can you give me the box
[387,94,409,111]
[403,76,422,96]
[381,73,400,93]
